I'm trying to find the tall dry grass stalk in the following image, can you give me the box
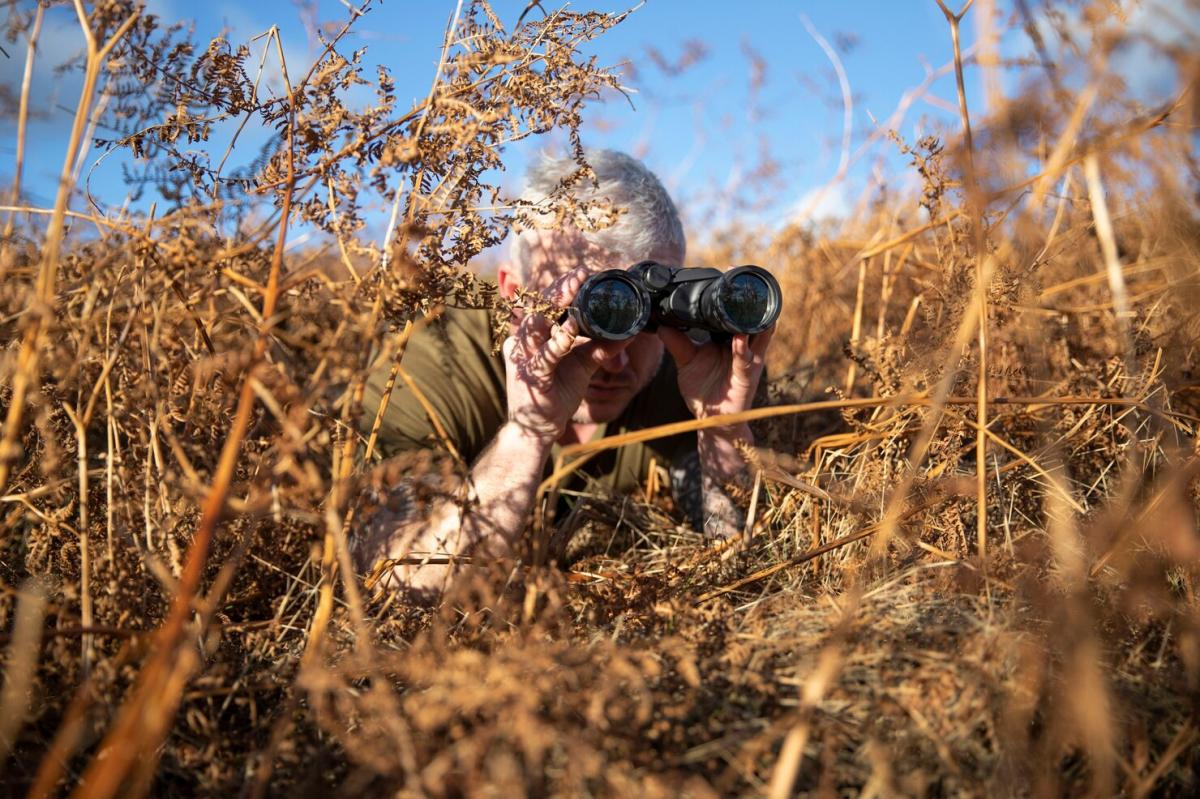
[1,0,1198,796]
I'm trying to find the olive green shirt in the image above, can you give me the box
[361,307,697,496]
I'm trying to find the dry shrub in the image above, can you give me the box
[1,0,1198,796]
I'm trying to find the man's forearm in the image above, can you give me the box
[462,422,554,550]
[696,423,753,539]
[358,422,553,595]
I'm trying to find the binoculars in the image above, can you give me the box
[564,261,782,341]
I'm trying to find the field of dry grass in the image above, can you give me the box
[1,0,1199,796]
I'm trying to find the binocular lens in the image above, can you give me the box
[720,272,773,330]
[585,278,643,337]
[569,262,780,340]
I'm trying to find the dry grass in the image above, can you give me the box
[1,0,1199,796]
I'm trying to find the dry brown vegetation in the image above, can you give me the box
[1,0,1199,795]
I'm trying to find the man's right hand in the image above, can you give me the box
[500,266,633,443]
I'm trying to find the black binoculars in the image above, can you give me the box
[564,261,782,341]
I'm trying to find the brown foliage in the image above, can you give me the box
[1,1,1199,796]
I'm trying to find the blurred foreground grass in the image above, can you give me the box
[1,0,1198,795]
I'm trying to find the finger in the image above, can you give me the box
[545,264,593,307]
[731,334,751,364]
[749,324,775,360]
[505,332,540,378]
[541,319,579,370]
[729,334,757,384]
[517,311,551,355]
[525,323,559,379]
[658,326,699,368]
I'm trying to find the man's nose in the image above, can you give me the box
[597,348,630,374]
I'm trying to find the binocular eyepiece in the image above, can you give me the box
[565,261,782,341]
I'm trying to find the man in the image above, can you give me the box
[353,150,773,597]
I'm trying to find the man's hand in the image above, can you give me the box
[659,325,774,538]
[502,266,633,442]
[658,326,774,424]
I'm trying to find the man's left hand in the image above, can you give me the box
[660,325,774,535]
[658,326,774,425]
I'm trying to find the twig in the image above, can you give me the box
[60,404,93,678]
[0,3,140,493]
[1131,723,1197,798]
[695,500,939,604]
[990,93,1185,203]
[1083,153,1134,362]
[539,392,1193,508]
[962,417,1086,514]
[70,20,297,799]
[936,0,990,562]
[325,176,362,283]
[791,14,853,224]
[0,580,47,765]
[856,210,963,259]
[0,2,44,251]
[393,0,465,259]
[844,256,868,394]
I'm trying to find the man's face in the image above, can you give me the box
[505,229,667,425]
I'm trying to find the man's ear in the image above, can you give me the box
[497,263,521,299]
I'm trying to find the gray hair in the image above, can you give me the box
[510,149,686,280]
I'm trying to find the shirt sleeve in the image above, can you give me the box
[359,309,506,464]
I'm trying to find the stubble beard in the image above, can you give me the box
[568,362,662,422]
[571,351,663,425]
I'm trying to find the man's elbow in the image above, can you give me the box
[350,476,465,604]
[360,555,450,606]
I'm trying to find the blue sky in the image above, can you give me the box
[3,0,1194,241]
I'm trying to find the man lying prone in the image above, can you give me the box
[352,149,776,599]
